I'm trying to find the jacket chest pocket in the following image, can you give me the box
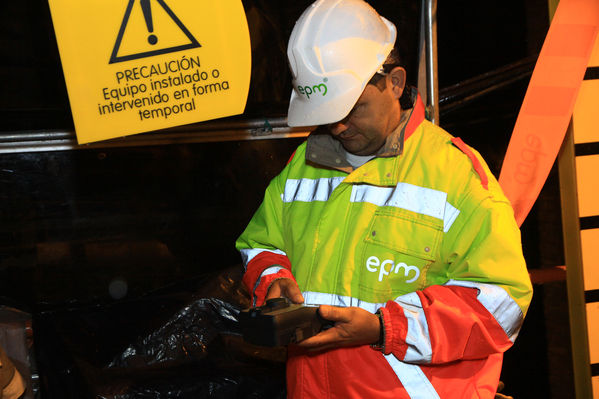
[359,209,443,298]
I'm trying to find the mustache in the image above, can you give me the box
[330,128,357,139]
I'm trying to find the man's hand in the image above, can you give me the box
[298,305,380,351]
[265,278,304,304]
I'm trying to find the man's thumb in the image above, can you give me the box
[318,305,338,320]
[283,280,304,303]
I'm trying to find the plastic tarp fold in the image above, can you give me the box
[34,265,286,399]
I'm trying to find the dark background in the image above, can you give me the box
[0,0,572,397]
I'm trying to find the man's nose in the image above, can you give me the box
[329,120,348,136]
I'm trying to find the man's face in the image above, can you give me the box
[327,70,404,156]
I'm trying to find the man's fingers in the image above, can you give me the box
[265,283,281,300]
[265,278,304,304]
[298,327,339,348]
[281,279,304,304]
[319,305,351,322]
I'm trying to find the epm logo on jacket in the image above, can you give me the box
[366,256,420,283]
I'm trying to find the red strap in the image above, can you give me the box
[451,137,489,190]
[287,150,297,165]
[404,94,426,140]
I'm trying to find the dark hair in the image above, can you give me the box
[367,48,401,87]
[367,48,413,108]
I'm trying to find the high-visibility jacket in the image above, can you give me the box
[236,97,533,399]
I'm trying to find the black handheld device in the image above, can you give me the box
[239,298,334,347]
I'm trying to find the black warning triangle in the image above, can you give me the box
[109,0,201,64]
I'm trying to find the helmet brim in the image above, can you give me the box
[287,83,365,127]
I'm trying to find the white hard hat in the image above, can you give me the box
[287,0,397,127]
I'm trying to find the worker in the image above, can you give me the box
[236,0,533,397]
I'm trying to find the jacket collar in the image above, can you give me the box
[305,89,426,174]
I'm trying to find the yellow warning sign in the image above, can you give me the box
[48,0,251,144]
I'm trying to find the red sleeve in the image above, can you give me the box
[253,268,297,306]
[381,285,513,363]
[241,251,292,293]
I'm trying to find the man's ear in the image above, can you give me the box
[388,66,406,99]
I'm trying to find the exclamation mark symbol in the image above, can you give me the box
[140,0,158,45]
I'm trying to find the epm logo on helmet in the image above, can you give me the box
[297,77,328,99]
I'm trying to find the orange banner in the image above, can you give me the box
[499,0,599,226]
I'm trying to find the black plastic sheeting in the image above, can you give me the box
[34,266,287,399]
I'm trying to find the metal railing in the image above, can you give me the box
[0,4,538,155]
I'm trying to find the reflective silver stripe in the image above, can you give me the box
[384,354,440,399]
[283,177,345,203]
[445,280,524,342]
[282,178,460,232]
[394,292,432,363]
[239,248,287,267]
[443,202,460,233]
[302,291,439,397]
[262,266,284,276]
[350,183,460,232]
[301,291,381,313]
[303,291,432,363]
